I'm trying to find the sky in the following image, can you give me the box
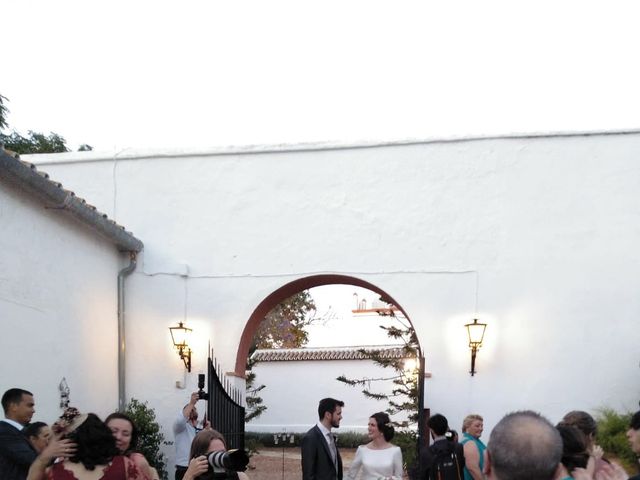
[304,285,405,348]
[3,1,640,152]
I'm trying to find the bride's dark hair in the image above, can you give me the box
[371,412,395,442]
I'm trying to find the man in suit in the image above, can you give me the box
[0,388,37,480]
[301,397,344,480]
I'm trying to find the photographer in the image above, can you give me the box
[183,429,249,480]
[173,392,211,480]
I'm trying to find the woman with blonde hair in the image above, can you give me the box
[460,414,487,480]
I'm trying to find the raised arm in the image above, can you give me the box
[173,392,199,434]
[26,437,76,480]
[182,455,209,480]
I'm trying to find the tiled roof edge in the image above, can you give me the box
[0,150,143,252]
[251,345,409,362]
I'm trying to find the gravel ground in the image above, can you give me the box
[246,447,356,480]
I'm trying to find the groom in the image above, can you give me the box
[301,397,344,480]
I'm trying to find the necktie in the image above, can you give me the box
[327,432,337,469]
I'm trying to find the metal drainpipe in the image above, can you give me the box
[118,251,137,412]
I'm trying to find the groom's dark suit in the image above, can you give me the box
[301,424,342,480]
[0,420,37,480]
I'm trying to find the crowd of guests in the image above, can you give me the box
[417,409,640,480]
[0,388,247,480]
[3,386,640,480]
[298,396,640,480]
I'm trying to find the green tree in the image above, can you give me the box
[0,92,89,154]
[125,398,171,480]
[336,305,420,428]
[1,130,69,154]
[245,344,267,423]
[245,291,317,422]
[253,291,317,349]
[596,408,636,472]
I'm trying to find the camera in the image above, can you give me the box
[204,449,249,479]
[197,374,209,401]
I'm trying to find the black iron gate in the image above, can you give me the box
[206,352,245,450]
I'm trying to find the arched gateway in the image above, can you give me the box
[234,274,422,375]
[229,274,427,449]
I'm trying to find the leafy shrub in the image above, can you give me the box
[596,408,637,473]
[394,430,418,472]
[335,431,370,448]
[125,398,172,480]
[244,430,369,449]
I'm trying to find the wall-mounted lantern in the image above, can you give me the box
[464,318,487,376]
[169,321,192,372]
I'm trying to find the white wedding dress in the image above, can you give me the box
[346,444,403,480]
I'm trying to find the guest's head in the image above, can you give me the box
[462,414,484,438]
[486,410,562,480]
[22,421,51,453]
[2,388,35,425]
[189,429,249,479]
[53,408,118,470]
[105,412,139,455]
[561,410,597,449]
[627,410,640,455]
[368,412,394,442]
[556,424,590,474]
[190,429,228,459]
[427,414,449,438]
[317,398,344,429]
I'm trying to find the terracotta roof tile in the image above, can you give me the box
[251,345,408,362]
[1,151,143,251]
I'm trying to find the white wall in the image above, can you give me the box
[27,132,640,467]
[0,182,124,423]
[246,357,412,434]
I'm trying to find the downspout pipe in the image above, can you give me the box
[118,251,137,412]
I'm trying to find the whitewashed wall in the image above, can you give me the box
[27,132,640,469]
[246,356,412,434]
[0,182,124,423]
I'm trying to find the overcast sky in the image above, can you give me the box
[305,285,401,348]
[3,1,640,152]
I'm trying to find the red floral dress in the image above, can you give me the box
[47,456,142,480]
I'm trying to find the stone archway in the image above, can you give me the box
[233,273,420,376]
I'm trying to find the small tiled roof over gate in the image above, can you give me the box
[251,345,407,362]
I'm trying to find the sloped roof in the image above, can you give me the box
[0,150,143,252]
[251,345,408,362]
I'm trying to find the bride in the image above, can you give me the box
[346,412,403,480]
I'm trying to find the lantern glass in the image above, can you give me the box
[466,319,487,346]
[170,322,192,348]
